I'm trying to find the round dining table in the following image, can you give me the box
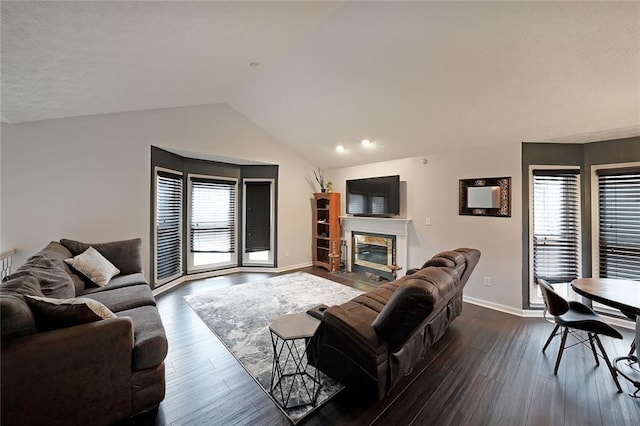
[571,278,639,355]
[571,278,640,317]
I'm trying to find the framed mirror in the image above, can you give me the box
[459,177,511,217]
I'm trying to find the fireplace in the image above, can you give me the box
[352,232,396,281]
[341,216,411,279]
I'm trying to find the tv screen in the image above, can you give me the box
[346,175,400,217]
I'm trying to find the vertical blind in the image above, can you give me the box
[190,177,236,253]
[597,168,640,280]
[532,170,580,284]
[156,170,183,282]
[244,181,271,253]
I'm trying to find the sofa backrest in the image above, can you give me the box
[372,266,459,349]
[371,247,481,349]
[453,248,481,287]
[418,248,481,288]
[60,238,143,275]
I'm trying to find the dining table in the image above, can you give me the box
[571,278,639,355]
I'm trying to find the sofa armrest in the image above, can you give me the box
[1,318,134,426]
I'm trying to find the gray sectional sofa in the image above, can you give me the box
[0,238,167,426]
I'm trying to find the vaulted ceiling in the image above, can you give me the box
[2,1,639,168]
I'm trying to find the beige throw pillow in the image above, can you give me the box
[64,246,120,287]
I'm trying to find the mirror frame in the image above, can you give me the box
[459,177,511,217]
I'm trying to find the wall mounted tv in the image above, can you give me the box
[346,175,400,217]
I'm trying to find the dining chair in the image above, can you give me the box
[538,278,623,393]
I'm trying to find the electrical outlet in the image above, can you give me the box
[425,217,431,226]
[483,276,491,286]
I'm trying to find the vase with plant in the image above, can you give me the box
[326,181,334,193]
[313,166,326,192]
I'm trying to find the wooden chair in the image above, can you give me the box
[538,278,623,393]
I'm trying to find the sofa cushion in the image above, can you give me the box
[36,241,87,295]
[13,254,75,299]
[65,247,120,287]
[80,272,148,295]
[84,284,156,313]
[116,306,168,371]
[0,275,42,340]
[25,295,116,331]
[61,238,143,275]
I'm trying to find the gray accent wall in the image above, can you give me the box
[150,146,279,287]
[521,137,640,308]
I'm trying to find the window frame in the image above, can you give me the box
[242,178,276,266]
[590,161,640,315]
[153,166,184,287]
[187,173,239,273]
[528,165,582,305]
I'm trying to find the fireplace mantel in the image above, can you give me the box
[340,216,412,278]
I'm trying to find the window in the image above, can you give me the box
[243,180,275,265]
[188,176,238,271]
[154,169,183,286]
[596,167,640,280]
[530,169,581,302]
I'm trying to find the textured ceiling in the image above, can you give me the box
[1,1,340,122]
[2,1,639,168]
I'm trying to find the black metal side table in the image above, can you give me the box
[269,312,321,409]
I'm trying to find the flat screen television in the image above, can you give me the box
[346,175,400,217]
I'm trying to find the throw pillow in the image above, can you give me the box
[65,247,120,287]
[25,295,116,331]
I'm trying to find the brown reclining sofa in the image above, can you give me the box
[310,248,480,401]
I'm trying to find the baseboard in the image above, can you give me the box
[463,296,537,317]
[152,262,314,297]
[463,295,635,330]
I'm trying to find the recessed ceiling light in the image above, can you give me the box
[249,61,261,67]
[361,139,372,147]
[336,145,346,153]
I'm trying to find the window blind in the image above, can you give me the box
[532,170,580,284]
[348,193,365,215]
[190,177,236,253]
[156,170,183,282]
[245,181,271,253]
[371,195,387,215]
[597,168,640,280]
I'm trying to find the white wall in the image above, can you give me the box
[324,143,523,310]
[1,104,316,277]
[0,125,3,250]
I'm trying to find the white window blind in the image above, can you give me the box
[155,170,183,283]
[190,178,236,253]
[532,170,580,284]
[597,168,640,280]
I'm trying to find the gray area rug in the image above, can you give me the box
[184,272,364,424]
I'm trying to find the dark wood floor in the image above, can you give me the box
[142,267,639,426]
